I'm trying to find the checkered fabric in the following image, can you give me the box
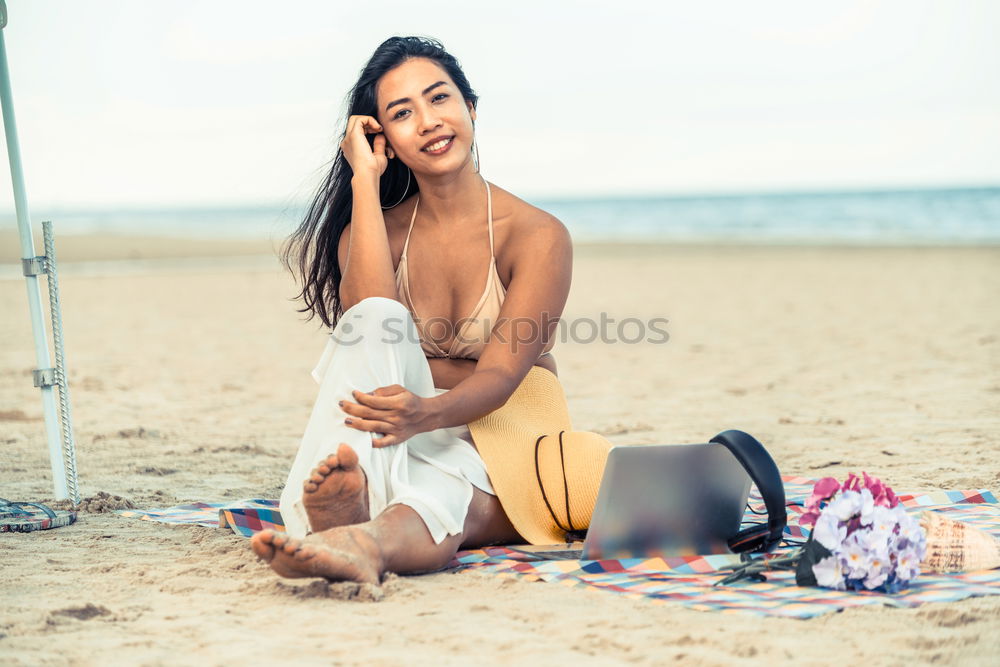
[119,499,282,536]
[116,478,1000,618]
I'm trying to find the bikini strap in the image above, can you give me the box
[401,195,419,258]
[486,181,495,258]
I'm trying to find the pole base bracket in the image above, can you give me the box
[22,256,48,276]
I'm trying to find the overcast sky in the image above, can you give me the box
[1,0,998,208]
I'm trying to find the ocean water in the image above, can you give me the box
[3,186,999,245]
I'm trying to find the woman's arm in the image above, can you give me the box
[337,115,397,311]
[426,212,573,428]
[337,172,397,311]
[339,210,572,447]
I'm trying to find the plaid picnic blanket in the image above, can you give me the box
[117,477,1000,618]
[119,499,282,536]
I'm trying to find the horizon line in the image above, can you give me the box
[2,181,999,214]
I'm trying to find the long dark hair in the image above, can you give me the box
[282,36,479,328]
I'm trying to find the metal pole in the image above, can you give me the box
[0,2,70,500]
[43,220,80,504]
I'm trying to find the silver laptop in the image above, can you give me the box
[508,443,752,560]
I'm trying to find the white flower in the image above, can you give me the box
[895,509,921,539]
[828,490,862,521]
[858,524,892,553]
[914,532,927,562]
[858,488,876,526]
[889,504,911,525]
[895,546,921,583]
[896,511,927,561]
[813,510,847,551]
[869,505,897,540]
[812,555,847,590]
[863,550,891,589]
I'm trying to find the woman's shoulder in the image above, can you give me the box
[490,182,571,245]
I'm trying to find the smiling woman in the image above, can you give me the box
[254,36,608,585]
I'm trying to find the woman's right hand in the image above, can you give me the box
[341,115,389,178]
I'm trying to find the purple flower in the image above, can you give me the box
[894,508,927,564]
[841,534,870,579]
[894,546,922,582]
[863,551,891,589]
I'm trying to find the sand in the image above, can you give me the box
[1,235,998,665]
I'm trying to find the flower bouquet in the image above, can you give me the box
[717,472,927,592]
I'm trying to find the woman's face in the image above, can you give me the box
[375,57,477,175]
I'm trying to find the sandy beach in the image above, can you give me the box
[1,235,998,665]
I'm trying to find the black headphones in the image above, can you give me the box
[709,429,787,554]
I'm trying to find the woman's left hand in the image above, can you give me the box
[340,385,436,448]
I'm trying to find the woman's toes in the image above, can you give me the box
[294,544,318,562]
[305,455,340,488]
[250,530,277,560]
[336,443,359,468]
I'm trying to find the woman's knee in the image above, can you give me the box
[334,297,414,346]
[429,536,462,571]
[341,296,408,323]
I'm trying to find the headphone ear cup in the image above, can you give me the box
[711,430,787,553]
[728,525,771,554]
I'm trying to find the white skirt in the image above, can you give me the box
[278,296,496,543]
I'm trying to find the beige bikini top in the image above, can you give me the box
[394,181,553,361]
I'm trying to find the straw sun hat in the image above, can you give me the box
[468,366,614,545]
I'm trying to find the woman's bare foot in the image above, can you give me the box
[250,527,383,584]
[302,443,369,532]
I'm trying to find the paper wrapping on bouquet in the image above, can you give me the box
[794,536,832,587]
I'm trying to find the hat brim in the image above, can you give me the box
[469,366,611,544]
